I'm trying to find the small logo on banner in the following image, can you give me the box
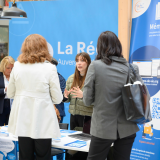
[155,2,160,20]
[132,0,151,19]
[134,1,145,13]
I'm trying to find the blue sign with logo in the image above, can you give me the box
[9,0,118,126]
[130,0,160,159]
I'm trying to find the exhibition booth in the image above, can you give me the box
[0,0,160,160]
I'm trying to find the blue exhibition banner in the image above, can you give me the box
[130,0,160,159]
[8,0,118,126]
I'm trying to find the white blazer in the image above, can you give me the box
[7,61,63,139]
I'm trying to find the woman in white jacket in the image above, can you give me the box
[7,34,63,160]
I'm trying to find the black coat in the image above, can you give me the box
[0,72,5,114]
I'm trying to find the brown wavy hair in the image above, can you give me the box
[71,52,91,89]
[18,34,52,63]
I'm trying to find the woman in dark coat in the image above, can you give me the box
[0,56,15,126]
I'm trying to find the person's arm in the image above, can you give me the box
[58,73,66,94]
[0,74,5,96]
[83,62,95,106]
[50,66,63,104]
[54,104,61,121]
[63,76,72,102]
[0,88,5,97]
[7,68,16,98]
[130,64,144,84]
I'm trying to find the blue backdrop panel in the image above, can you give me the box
[9,0,118,127]
[130,0,160,159]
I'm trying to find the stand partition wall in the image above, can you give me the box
[0,0,132,61]
[118,0,132,61]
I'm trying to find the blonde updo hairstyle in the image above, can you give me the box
[0,56,15,73]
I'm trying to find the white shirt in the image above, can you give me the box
[4,75,9,99]
[4,75,13,108]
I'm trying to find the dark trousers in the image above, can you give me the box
[18,137,51,160]
[70,114,85,130]
[65,151,88,160]
[87,133,136,160]
[67,115,88,160]
[0,99,10,126]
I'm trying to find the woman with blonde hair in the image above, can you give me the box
[0,56,15,126]
[7,34,63,160]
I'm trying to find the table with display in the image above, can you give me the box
[0,128,90,160]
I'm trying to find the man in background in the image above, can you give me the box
[51,57,66,160]
[51,57,66,123]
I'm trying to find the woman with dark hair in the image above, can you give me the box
[64,52,93,160]
[83,31,141,160]
[64,52,93,159]
[7,34,63,160]
[64,52,93,131]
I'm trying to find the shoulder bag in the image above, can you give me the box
[122,64,152,124]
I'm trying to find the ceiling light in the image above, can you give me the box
[1,0,27,18]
